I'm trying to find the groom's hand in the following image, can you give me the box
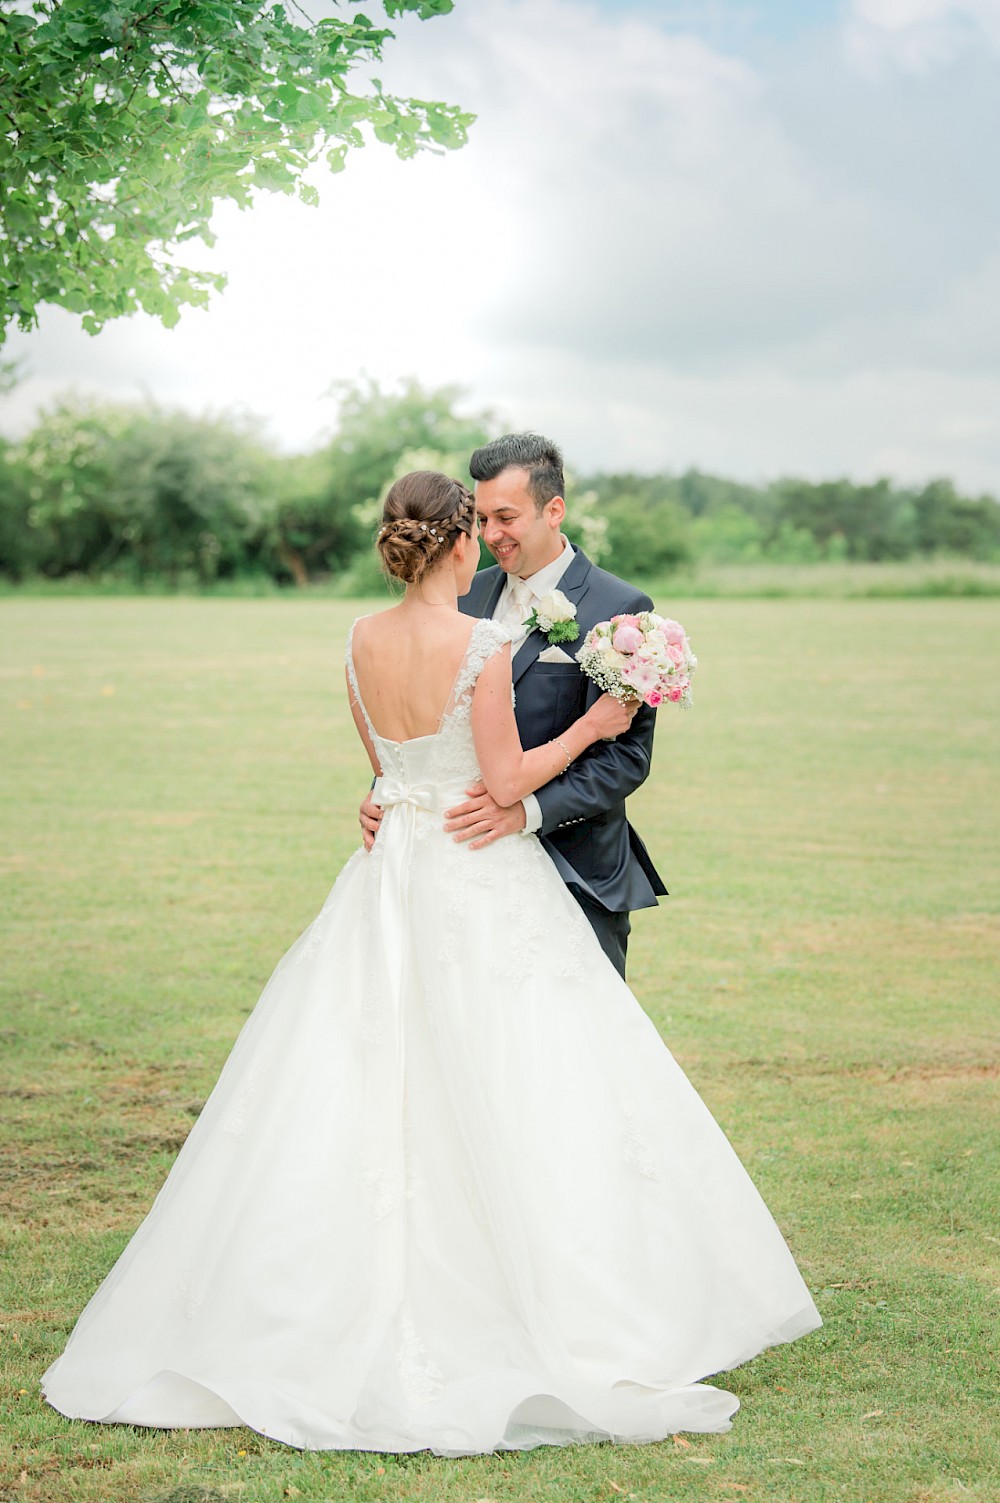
[444,782,526,849]
[359,793,383,851]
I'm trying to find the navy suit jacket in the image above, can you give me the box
[460,548,667,914]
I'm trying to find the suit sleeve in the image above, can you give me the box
[534,585,658,835]
[534,702,657,834]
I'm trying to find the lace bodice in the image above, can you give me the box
[346,616,513,790]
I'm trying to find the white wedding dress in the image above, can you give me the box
[43,618,820,1454]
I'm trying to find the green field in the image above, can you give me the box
[4,557,1000,600]
[2,597,998,1503]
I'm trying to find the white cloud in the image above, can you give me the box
[451,7,937,369]
[477,347,1000,491]
[845,0,1000,73]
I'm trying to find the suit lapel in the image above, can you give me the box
[483,571,507,619]
[511,548,593,687]
[460,568,505,621]
[511,621,545,684]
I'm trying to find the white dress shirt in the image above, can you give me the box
[496,536,575,651]
[492,537,576,833]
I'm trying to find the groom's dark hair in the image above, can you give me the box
[469,433,565,513]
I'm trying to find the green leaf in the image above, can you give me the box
[3,13,37,35]
[0,0,469,343]
[385,0,454,16]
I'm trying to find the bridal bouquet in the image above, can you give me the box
[577,612,696,708]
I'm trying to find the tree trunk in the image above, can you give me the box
[277,541,309,587]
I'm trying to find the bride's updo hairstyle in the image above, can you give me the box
[376,470,477,587]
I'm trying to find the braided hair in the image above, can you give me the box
[376,471,477,587]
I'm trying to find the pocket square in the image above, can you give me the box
[537,645,577,664]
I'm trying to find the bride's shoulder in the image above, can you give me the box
[465,617,514,673]
[348,609,509,664]
[470,617,514,653]
[430,613,507,667]
[346,606,399,646]
[346,609,374,636]
[457,620,512,696]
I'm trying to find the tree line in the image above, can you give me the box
[1,379,998,588]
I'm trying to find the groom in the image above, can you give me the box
[448,432,666,976]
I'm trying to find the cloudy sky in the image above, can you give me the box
[4,0,1000,490]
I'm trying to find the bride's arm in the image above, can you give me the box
[471,646,635,807]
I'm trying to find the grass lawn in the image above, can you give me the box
[1,596,998,1503]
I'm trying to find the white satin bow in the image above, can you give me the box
[372,776,439,814]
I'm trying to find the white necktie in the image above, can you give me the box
[505,577,534,647]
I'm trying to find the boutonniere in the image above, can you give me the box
[524,589,579,645]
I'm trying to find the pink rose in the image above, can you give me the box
[667,643,685,666]
[645,690,664,707]
[667,686,683,702]
[662,619,686,646]
[612,624,644,654]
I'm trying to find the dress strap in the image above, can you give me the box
[438,617,514,730]
[345,617,378,745]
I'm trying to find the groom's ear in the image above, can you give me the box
[545,495,566,526]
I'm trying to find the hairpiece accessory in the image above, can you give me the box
[377,513,461,545]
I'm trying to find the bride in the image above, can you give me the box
[42,470,821,1455]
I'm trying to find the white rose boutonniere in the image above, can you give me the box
[524,589,579,645]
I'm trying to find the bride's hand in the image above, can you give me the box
[583,691,641,742]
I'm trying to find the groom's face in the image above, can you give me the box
[475,467,565,579]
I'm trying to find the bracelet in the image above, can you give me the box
[553,736,572,773]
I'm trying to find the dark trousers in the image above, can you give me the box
[570,887,631,980]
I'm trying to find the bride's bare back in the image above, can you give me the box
[348,605,478,744]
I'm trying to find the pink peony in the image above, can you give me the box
[612,624,644,655]
[615,614,641,629]
[645,690,664,707]
[621,661,659,697]
[667,643,685,666]
[662,619,686,646]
